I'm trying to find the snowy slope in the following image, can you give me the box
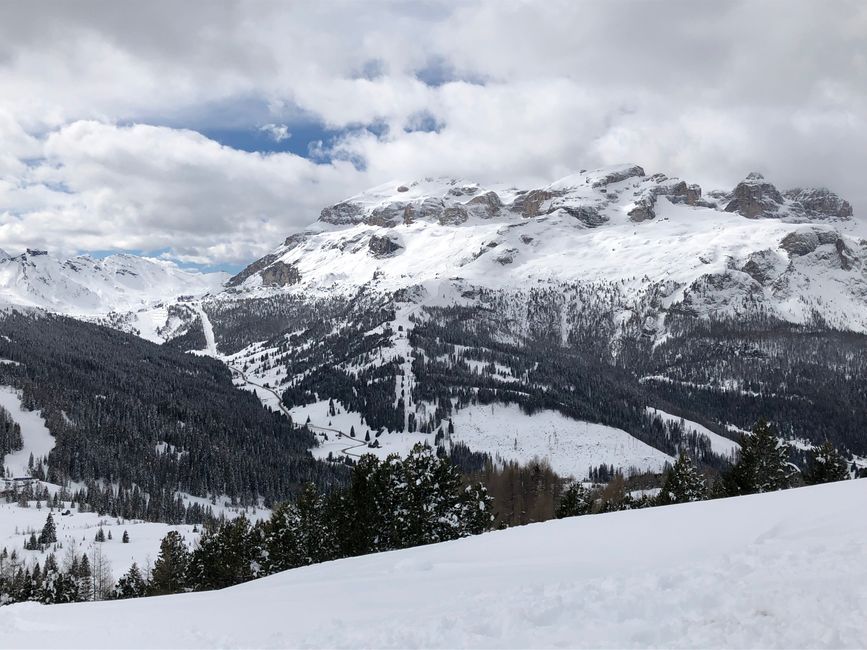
[225,166,866,332]
[646,407,741,458]
[449,403,673,478]
[0,250,226,339]
[1,479,864,649]
[0,499,200,583]
[0,385,55,478]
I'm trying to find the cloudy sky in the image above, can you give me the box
[0,0,864,271]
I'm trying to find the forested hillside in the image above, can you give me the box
[0,312,346,520]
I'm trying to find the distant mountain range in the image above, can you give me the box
[0,249,225,340]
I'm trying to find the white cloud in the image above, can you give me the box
[259,123,291,142]
[0,0,864,266]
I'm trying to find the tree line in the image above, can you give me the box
[0,444,493,606]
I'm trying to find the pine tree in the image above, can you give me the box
[458,482,495,535]
[294,483,338,564]
[656,452,706,505]
[803,441,849,485]
[122,530,129,543]
[725,419,795,495]
[149,531,189,596]
[38,554,79,604]
[112,563,147,599]
[76,553,92,601]
[38,513,57,546]
[188,517,260,591]
[556,482,594,518]
[327,454,383,559]
[94,527,106,543]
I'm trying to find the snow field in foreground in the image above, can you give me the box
[1,479,864,649]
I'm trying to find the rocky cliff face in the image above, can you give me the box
[217,165,865,355]
[260,261,300,287]
[725,172,852,221]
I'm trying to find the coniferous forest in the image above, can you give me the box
[0,312,347,519]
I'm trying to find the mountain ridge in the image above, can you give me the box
[179,165,867,473]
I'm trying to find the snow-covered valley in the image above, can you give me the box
[1,479,864,649]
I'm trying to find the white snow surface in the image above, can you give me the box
[295,399,673,477]
[0,250,225,339]
[0,498,200,585]
[1,479,864,649]
[646,406,741,458]
[0,385,55,478]
[451,402,674,478]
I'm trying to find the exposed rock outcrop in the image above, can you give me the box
[725,172,784,219]
[367,204,406,227]
[440,205,469,225]
[260,261,301,287]
[725,174,853,222]
[465,191,503,218]
[589,165,646,188]
[495,248,518,265]
[511,189,562,218]
[629,177,703,222]
[741,249,787,285]
[320,202,364,225]
[560,205,608,227]
[368,234,402,258]
[628,197,656,222]
[780,230,821,256]
[784,187,853,221]
[228,253,279,287]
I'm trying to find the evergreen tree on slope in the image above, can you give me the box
[726,419,795,495]
[149,531,189,596]
[556,482,594,518]
[188,516,261,591]
[38,513,57,546]
[112,563,148,600]
[657,452,706,505]
[803,441,849,485]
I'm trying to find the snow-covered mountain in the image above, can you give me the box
[0,249,226,340]
[2,479,864,649]
[4,165,861,475]
[187,164,866,473]
[224,165,865,331]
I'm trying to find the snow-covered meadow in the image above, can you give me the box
[1,384,266,580]
[1,479,864,649]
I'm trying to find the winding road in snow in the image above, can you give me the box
[228,364,368,459]
[198,303,368,460]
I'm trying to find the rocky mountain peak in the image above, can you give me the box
[725,173,853,221]
[725,173,784,218]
